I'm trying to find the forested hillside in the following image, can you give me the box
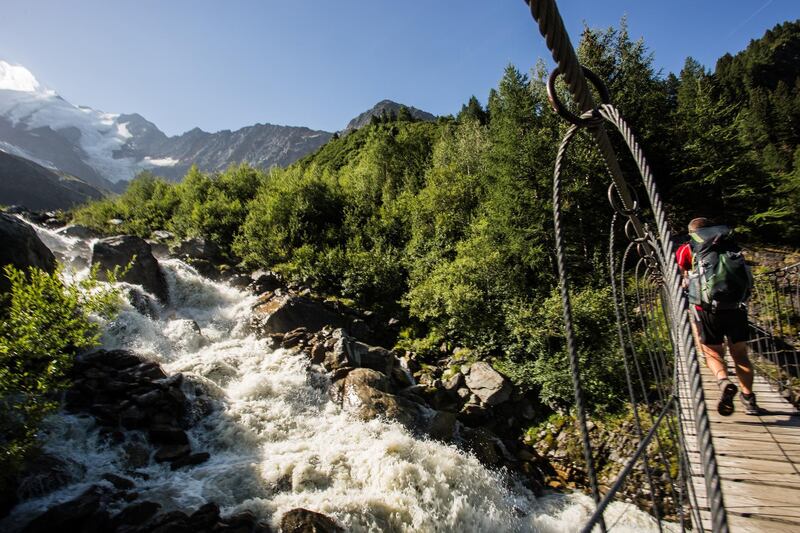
[73,20,800,409]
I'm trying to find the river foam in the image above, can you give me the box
[2,224,671,532]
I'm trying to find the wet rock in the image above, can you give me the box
[391,364,415,388]
[101,473,136,491]
[147,510,190,533]
[463,427,502,466]
[0,212,56,297]
[134,389,165,407]
[120,405,148,429]
[170,452,210,471]
[251,294,347,336]
[148,426,189,445]
[22,485,104,533]
[17,454,81,500]
[92,235,169,303]
[458,403,490,426]
[280,508,343,533]
[342,367,390,393]
[171,237,221,262]
[219,510,271,532]
[464,362,512,406]
[128,287,162,318]
[309,343,327,365]
[324,337,349,371]
[281,327,308,349]
[57,224,99,239]
[188,502,220,528]
[341,368,422,429]
[151,230,174,241]
[154,444,191,463]
[111,501,161,529]
[227,273,252,289]
[123,441,151,469]
[343,340,395,376]
[426,411,458,441]
[79,349,145,371]
[250,270,283,293]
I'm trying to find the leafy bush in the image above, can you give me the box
[496,286,625,411]
[0,265,119,479]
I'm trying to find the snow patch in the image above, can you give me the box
[117,121,132,140]
[145,156,180,167]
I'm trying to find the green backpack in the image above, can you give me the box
[686,225,752,310]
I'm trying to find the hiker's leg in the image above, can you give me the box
[727,340,754,396]
[701,343,728,381]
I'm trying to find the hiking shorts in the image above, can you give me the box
[691,306,749,345]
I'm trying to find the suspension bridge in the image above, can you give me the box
[523,1,800,531]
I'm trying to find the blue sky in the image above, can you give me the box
[1,1,796,135]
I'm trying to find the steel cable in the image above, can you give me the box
[552,123,608,533]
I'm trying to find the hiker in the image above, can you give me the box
[676,217,761,415]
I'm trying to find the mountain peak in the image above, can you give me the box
[0,60,49,94]
[343,99,436,133]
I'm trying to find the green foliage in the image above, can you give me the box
[499,287,624,410]
[69,20,799,417]
[73,171,180,236]
[0,265,120,480]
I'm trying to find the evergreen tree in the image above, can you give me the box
[457,95,488,125]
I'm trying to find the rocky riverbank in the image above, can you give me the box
[1,206,683,531]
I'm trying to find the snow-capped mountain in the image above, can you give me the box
[0,60,333,187]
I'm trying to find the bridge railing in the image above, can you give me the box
[748,262,800,405]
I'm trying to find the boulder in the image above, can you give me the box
[170,237,220,262]
[154,444,191,463]
[252,294,347,335]
[464,362,511,406]
[17,454,81,501]
[341,368,422,429]
[170,452,210,471]
[77,349,144,370]
[0,212,56,297]
[150,230,174,242]
[111,501,161,529]
[187,502,220,528]
[22,485,105,533]
[280,508,343,533]
[92,235,169,303]
[249,270,283,293]
[426,411,458,441]
[56,224,99,239]
[342,340,395,376]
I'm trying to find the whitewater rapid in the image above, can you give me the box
[3,224,669,532]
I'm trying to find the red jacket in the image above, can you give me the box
[676,243,702,310]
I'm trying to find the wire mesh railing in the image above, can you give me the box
[748,262,800,405]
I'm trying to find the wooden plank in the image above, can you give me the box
[677,343,800,532]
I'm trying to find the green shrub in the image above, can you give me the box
[0,265,119,480]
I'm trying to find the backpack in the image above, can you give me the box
[686,225,752,310]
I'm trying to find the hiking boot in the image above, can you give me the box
[740,392,761,415]
[717,380,738,416]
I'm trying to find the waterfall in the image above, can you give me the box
[2,223,670,532]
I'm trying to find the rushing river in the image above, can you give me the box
[2,223,667,532]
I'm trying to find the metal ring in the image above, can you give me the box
[625,218,648,243]
[607,182,640,216]
[547,66,611,127]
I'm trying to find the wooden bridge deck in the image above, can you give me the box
[678,351,800,532]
